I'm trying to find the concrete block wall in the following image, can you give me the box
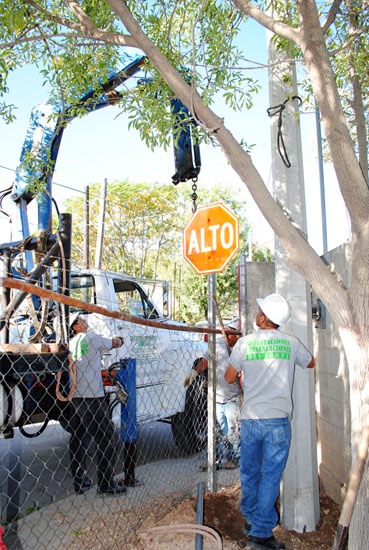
[312,243,352,504]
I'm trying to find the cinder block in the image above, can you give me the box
[319,464,346,505]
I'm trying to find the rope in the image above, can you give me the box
[267,96,302,168]
[55,354,77,402]
[56,229,68,343]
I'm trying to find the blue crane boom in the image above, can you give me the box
[10,51,201,264]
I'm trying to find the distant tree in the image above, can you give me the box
[64,180,181,277]
[64,180,272,322]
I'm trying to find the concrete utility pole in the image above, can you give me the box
[267,33,320,531]
[238,254,247,336]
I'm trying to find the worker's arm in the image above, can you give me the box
[307,356,315,368]
[111,336,124,348]
[184,357,208,387]
[225,363,238,384]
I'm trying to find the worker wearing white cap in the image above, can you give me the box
[193,319,241,470]
[225,294,315,550]
[68,313,126,496]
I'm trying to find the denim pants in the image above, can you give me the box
[216,400,240,465]
[240,417,291,538]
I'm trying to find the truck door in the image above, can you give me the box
[110,278,169,423]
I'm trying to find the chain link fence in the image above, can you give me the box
[0,273,241,550]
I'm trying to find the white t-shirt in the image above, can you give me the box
[69,332,113,398]
[205,339,240,404]
[229,329,312,419]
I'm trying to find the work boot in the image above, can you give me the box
[247,535,286,549]
[124,476,144,487]
[74,475,92,495]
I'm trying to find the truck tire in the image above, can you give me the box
[171,373,207,454]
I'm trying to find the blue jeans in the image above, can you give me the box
[216,400,240,465]
[240,417,291,538]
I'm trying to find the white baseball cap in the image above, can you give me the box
[256,293,290,326]
[226,319,239,331]
[69,311,81,329]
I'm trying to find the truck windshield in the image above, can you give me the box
[53,275,96,307]
[113,279,159,319]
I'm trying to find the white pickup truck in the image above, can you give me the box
[60,269,208,453]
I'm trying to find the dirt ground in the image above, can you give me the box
[133,482,340,550]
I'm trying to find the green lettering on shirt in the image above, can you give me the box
[244,339,291,361]
[73,337,88,359]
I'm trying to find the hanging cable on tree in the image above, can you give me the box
[267,96,302,168]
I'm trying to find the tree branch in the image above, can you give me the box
[24,0,138,48]
[0,33,100,50]
[329,24,369,56]
[321,0,343,34]
[105,0,349,320]
[231,0,302,45]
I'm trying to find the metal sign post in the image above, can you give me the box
[182,202,239,493]
[207,273,217,493]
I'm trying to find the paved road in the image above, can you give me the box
[0,417,191,523]
[0,417,240,550]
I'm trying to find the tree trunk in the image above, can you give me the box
[105,3,369,544]
[338,325,369,549]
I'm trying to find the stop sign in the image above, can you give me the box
[183,202,239,275]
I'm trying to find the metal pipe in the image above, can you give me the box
[83,186,90,270]
[195,482,204,550]
[57,213,72,337]
[1,253,11,343]
[0,240,61,330]
[238,253,247,336]
[0,277,233,336]
[95,178,107,269]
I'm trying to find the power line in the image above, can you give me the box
[0,164,87,195]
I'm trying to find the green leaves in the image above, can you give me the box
[0,0,261,145]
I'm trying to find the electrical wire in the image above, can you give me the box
[267,96,302,168]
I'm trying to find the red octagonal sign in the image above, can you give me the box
[183,202,239,275]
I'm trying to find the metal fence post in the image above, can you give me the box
[207,274,217,493]
[195,481,204,550]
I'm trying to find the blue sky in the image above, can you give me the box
[0,19,350,255]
